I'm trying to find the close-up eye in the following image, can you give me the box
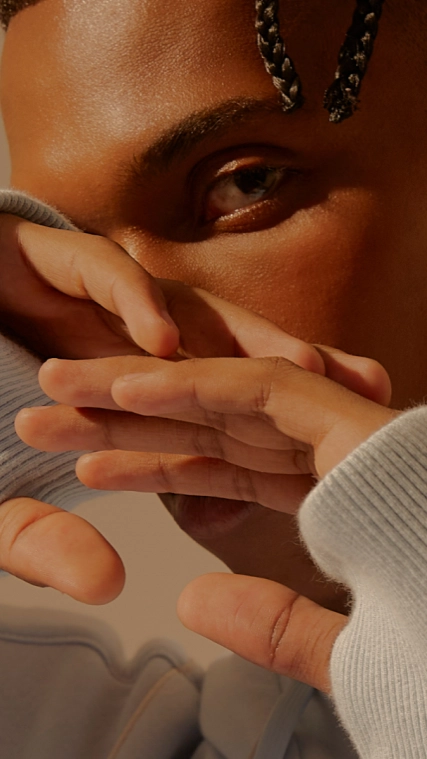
[203,164,287,223]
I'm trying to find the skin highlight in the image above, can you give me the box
[2,0,427,613]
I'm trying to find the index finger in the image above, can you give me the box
[13,217,180,357]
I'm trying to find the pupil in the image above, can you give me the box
[234,167,271,195]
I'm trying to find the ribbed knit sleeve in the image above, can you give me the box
[0,190,102,576]
[299,405,427,758]
[0,189,78,230]
[0,334,97,510]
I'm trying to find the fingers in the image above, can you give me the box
[36,353,396,486]
[37,353,395,484]
[36,356,300,446]
[38,356,152,411]
[0,498,125,604]
[159,281,326,373]
[4,216,180,357]
[73,450,305,512]
[160,282,392,407]
[16,404,310,475]
[313,344,392,407]
[177,573,347,693]
[35,346,321,417]
[110,356,396,479]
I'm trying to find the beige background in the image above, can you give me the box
[0,36,229,668]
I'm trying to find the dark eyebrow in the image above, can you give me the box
[133,96,285,179]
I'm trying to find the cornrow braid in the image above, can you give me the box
[255,0,304,114]
[324,0,385,123]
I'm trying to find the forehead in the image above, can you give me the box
[5,0,349,110]
[1,0,353,186]
[55,0,272,121]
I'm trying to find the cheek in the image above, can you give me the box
[118,193,377,348]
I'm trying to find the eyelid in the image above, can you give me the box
[205,160,285,192]
[204,166,286,224]
[190,145,299,227]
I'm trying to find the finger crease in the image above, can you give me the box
[156,454,174,493]
[234,466,258,504]
[269,592,300,672]
[102,415,117,451]
[254,357,281,418]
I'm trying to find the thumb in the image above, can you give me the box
[177,573,347,693]
[0,498,125,604]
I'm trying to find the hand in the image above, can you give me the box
[4,214,381,603]
[22,350,393,507]
[3,208,358,602]
[16,313,391,605]
[0,214,179,358]
[103,353,396,692]
[107,354,397,489]
[108,353,397,691]
[0,214,183,602]
[19,350,396,670]
[1,215,326,600]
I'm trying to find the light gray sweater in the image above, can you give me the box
[0,190,425,758]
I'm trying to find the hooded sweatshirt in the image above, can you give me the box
[0,190,425,758]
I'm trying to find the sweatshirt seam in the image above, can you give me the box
[105,661,199,758]
[0,632,195,687]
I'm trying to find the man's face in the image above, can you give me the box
[2,0,427,610]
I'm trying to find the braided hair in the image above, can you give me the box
[255,0,385,123]
[255,0,304,113]
[2,0,384,124]
[324,0,385,122]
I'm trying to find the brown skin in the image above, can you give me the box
[2,0,427,612]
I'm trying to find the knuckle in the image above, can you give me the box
[78,408,117,451]
[268,592,302,677]
[291,447,313,476]
[311,407,335,451]
[253,357,292,417]
[205,410,227,433]
[155,454,174,492]
[191,423,208,458]
[232,466,258,503]
[0,502,18,565]
[203,428,227,461]
[267,593,327,685]
[100,413,117,451]
[0,499,43,569]
[85,235,131,277]
[91,234,122,256]
[187,367,227,432]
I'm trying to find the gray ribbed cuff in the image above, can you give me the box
[0,189,76,230]
[299,405,427,607]
[0,190,101,578]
